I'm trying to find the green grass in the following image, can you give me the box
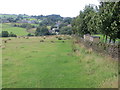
[27,28,36,34]
[0,14,17,18]
[1,23,29,36]
[0,14,29,18]
[2,36,118,88]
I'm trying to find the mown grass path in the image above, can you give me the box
[2,36,118,88]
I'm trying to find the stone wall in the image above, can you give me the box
[77,37,120,60]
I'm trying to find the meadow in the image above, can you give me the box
[2,36,118,88]
[1,23,28,36]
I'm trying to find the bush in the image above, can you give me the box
[35,26,50,36]
[40,40,44,42]
[58,37,63,40]
[59,26,72,35]
[27,33,34,36]
[9,32,17,37]
[2,31,9,37]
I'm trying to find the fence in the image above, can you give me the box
[76,37,120,60]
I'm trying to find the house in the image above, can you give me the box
[49,27,59,35]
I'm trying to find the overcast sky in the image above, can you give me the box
[0,0,100,17]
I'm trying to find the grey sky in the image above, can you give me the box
[0,0,100,17]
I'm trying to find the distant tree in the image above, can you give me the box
[27,33,34,36]
[35,26,50,36]
[59,23,68,29]
[7,18,16,22]
[63,17,72,24]
[2,31,9,37]
[60,26,72,35]
[26,24,33,30]
[20,23,33,30]
[9,32,17,37]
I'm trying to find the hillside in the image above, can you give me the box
[1,23,29,36]
[0,14,73,36]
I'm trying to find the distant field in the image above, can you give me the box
[0,14,17,18]
[1,23,29,36]
[2,36,118,88]
[27,28,36,34]
[0,14,29,18]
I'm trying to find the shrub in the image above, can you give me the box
[27,33,34,36]
[2,31,9,37]
[58,37,62,40]
[51,41,55,43]
[40,40,44,42]
[9,32,17,37]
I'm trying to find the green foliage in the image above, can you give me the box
[2,24,28,36]
[59,26,72,35]
[1,31,9,37]
[27,33,34,36]
[98,2,120,43]
[14,23,33,30]
[0,31,17,37]
[35,26,50,36]
[58,37,63,40]
[72,5,96,36]
[72,2,120,43]
[63,17,72,24]
[9,32,17,37]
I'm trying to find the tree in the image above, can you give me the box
[63,17,72,24]
[72,2,120,43]
[59,26,72,35]
[35,26,50,36]
[27,33,34,36]
[71,5,96,37]
[9,32,17,37]
[98,2,120,43]
[2,31,9,37]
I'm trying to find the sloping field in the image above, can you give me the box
[2,36,118,88]
[1,23,28,36]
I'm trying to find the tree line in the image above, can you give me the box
[0,31,17,37]
[72,2,120,43]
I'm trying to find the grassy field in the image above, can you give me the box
[2,36,118,88]
[0,14,17,18]
[1,23,29,36]
[27,28,36,35]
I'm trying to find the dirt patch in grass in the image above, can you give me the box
[100,78,118,88]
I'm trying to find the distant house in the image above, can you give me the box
[49,27,59,35]
[84,34,100,43]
